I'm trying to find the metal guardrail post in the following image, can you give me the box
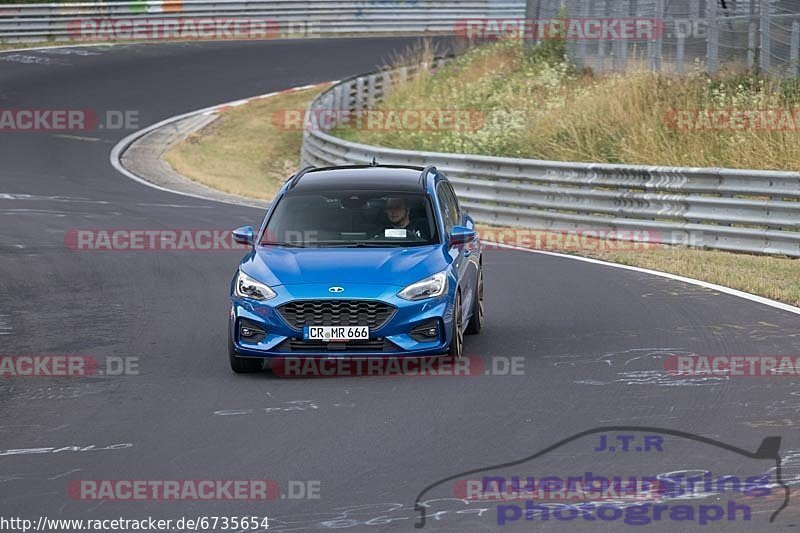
[707,0,719,75]
[355,76,365,110]
[648,0,664,71]
[791,21,800,78]
[676,33,685,75]
[690,0,700,19]
[748,22,757,70]
[596,0,608,72]
[575,0,589,70]
[759,0,771,72]
[524,0,541,49]
[612,0,629,72]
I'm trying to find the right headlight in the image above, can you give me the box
[235,270,277,301]
[398,271,448,301]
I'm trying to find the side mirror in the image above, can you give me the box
[232,226,254,246]
[450,225,476,246]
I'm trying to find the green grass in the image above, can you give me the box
[165,85,329,200]
[336,39,800,171]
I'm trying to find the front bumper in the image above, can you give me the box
[229,282,455,358]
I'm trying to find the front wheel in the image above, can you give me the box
[466,268,484,335]
[229,337,264,373]
[448,291,464,358]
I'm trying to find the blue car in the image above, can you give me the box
[228,164,484,373]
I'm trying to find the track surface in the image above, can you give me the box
[0,39,799,531]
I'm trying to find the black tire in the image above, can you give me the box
[448,291,464,358]
[466,268,484,335]
[229,336,264,373]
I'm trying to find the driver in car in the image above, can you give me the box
[380,197,428,239]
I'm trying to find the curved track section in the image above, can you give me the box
[1,39,799,531]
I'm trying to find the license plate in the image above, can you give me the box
[306,326,370,341]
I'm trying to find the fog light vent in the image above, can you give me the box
[239,319,266,343]
[410,319,441,342]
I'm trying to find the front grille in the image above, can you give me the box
[277,300,396,330]
[276,338,398,353]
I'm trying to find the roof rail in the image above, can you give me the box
[287,165,316,189]
[419,165,437,189]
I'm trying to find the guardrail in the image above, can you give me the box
[301,62,800,257]
[0,0,523,42]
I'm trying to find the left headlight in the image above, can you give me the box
[398,271,448,301]
[235,270,277,301]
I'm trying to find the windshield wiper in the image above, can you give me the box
[318,242,397,248]
[260,241,307,248]
[319,242,434,248]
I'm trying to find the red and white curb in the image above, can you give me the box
[206,82,328,114]
[109,81,334,207]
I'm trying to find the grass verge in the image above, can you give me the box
[164,84,329,201]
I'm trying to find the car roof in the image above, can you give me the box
[287,165,429,193]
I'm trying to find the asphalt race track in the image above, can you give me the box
[1,38,799,532]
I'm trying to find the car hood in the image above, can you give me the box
[242,245,448,287]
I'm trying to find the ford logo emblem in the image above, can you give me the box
[328,286,344,293]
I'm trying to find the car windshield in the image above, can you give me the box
[261,190,439,247]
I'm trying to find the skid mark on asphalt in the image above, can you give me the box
[766,450,800,485]
[0,54,70,66]
[37,48,102,57]
[597,414,683,424]
[0,314,11,335]
[612,369,728,386]
[548,348,730,386]
[251,500,493,532]
[0,209,76,216]
[135,203,215,209]
[0,193,110,204]
[633,274,721,300]
[0,424,69,432]
[212,400,356,417]
[0,383,110,401]
[742,395,800,429]
[537,329,643,343]
[0,208,121,218]
[0,443,132,457]
[0,468,81,484]
[50,134,103,143]
[640,286,720,300]
[545,347,687,369]
[664,321,800,344]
